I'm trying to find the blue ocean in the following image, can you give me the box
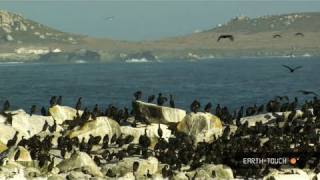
[0,57,319,111]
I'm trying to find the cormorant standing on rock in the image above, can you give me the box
[30,105,36,116]
[49,96,57,107]
[60,148,66,158]
[111,134,117,145]
[169,95,175,108]
[146,170,152,178]
[2,112,16,125]
[41,107,47,116]
[106,169,116,177]
[116,134,125,147]
[14,149,20,161]
[57,96,62,105]
[49,120,57,133]
[139,129,151,148]
[158,123,163,138]
[204,103,212,113]
[134,91,142,101]
[124,135,134,144]
[102,134,109,148]
[42,121,49,132]
[123,108,129,123]
[190,100,201,113]
[257,105,264,114]
[157,93,167,106]
[133,161,139,173]
[93,104,100,116]
[148,95,155,103]
[47,157,55,172]
[93,156,101,166]
[162,165,173,178]
[2,100,10,112]
[237,106,243,119]
[75,97,82,112]
[215,104,222,117]
[17,136,28,147]
[7,132,18,148]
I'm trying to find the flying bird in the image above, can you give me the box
[295,32,304,37]
[217,34,234,42]
[273,34,281,38]
[298,90,319,96]
[282,65,302,73]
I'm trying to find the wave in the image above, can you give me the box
[125,58,150,63]
[75,60,87,64]
[0,61,24,65]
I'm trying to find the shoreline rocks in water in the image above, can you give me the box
[0,98,319,179]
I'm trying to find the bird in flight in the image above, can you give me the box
[104,16,115,21]
[298,90,319,96]
[282,65,302,73]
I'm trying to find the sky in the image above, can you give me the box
[0,1,320,41]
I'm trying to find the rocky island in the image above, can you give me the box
[0,96,320,179]
[0,10,320,63]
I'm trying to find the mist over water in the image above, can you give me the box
[0,57,319,111]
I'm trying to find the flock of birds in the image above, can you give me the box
[0,87,320,179]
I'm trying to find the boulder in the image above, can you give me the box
[199,164,234,180]
[0,161,26,180]
[173,172,189,180]
[49,105,83,125]
[0,115,7,124]
[0,141,7,153]
[68,117,121,143]
[133,101,186,124]
[57,151,103,177]
[239,110,305,127]
[120,123,171,148]
[177,112,223,144]
[239,113,276,127]
[117,172,135,180]
[0,110,55,139]
[11,109,55,137]
[0,124,16,146]
[185,164,233,180]
[102,156,159,178]
[24,167,43,179]
[65,171,92,180]
[48,175,65,180]
[151,174,165,180]
[263,168,309,180]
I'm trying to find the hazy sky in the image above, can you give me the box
[1,1,320,41]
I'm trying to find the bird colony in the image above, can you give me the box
[0,93,320,180]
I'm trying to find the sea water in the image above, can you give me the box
[0,57,319,111]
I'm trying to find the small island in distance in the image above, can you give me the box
[0,10,319,63]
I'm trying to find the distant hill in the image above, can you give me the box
[211,12,320,33]
[0,10,320,62]
[0,10,81,45]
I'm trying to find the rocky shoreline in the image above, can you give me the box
[0,98,319,179]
